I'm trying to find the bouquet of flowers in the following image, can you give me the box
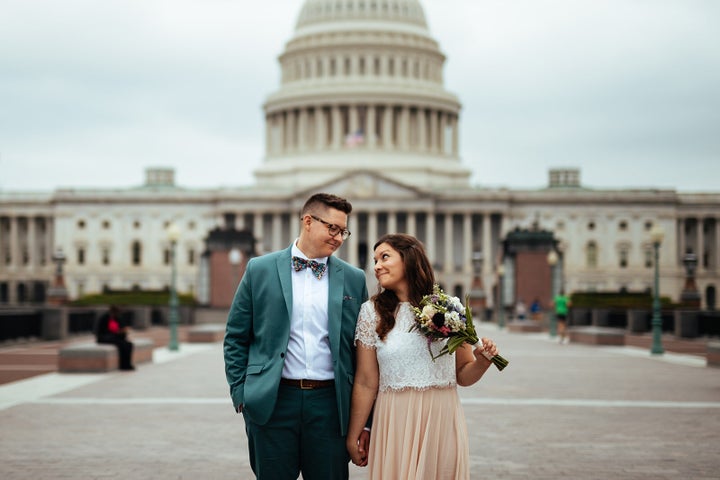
[410,284,509,371]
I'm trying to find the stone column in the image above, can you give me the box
[417,108,427,151]
[400,106,410,151]
[298,108,308,152]
[349,105,359,136]
[439,111,447,155]
[387,211,397,234]
[429,110,438,153]
[27,216,37,268]
[463,213,473,274]
[366,105,377,148]
[272,214,283,252]
[8,216,18,269]
[426,212,436,266]
[367,211,378,272]
[407,211,417,237]
[347,223,359,267]
[316,107,327,150]
[482,214,492,275]
[697,217,705,270]
[444,213,453,273]
[678,218,686,265]
[253,214,264,255]
[382,105,393,150]
[332,105,342,150]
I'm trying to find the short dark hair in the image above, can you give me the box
[301,193,352,216]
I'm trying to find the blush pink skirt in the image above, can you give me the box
[367,386,469,480]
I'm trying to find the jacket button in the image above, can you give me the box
[280,353,285,358]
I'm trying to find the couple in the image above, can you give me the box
[224,193,501,480]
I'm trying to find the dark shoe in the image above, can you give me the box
[120,366,136,371]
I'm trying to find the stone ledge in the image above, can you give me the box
[569,326,626,346]
[707,342,720,368]
[58,338,154,373]
[187,324,226,343]
[506,320,544,333]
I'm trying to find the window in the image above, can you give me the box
[164,247,171,265]
[586,241,598,268]
[587,221,595,231]
[619,221,628,231]
[77,220,86,229]
[77,247,85,266]
[132,241,142,266]
[644,247,653,268]
[102,220,111,229]
[102,248,110,266]
[188,249,195,265]
[619,247,628,268]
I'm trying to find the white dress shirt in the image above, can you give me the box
[282,241,334,380]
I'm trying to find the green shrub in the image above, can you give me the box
[71,291,196,307]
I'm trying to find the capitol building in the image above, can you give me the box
[1,0,718,311]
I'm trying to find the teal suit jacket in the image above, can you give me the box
[224,244,368,436]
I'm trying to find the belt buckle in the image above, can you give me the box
[299,379,312,390]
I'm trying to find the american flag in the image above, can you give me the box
[344,129,365,148]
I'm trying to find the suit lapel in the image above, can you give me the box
[327,257,344,359]
[277,248,293,319]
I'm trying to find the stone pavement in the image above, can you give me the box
[1,324,719,480]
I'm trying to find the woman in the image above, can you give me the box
[346,234,501,479]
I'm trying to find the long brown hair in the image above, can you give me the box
[372,234,435,340]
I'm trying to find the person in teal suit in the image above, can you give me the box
[224,193,370,480]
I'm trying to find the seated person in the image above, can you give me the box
[95,306,135,370]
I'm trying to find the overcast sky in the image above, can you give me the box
[1,0,718,192]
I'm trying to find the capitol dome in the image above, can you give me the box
[255,0,471,190]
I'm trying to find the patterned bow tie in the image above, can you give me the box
[292,256,327,280]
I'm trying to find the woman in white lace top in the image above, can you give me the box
[346,234,501,479]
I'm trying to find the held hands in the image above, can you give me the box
[347,429,370,467]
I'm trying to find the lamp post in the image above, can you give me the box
[497,264,505,329]
[229,247,242,293]
[649,224,665,355]
[167,223,181,351]
[468,251,486,318]
[547,249,559,337]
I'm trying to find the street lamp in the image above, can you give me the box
[547,249,559,337]
[229,247,242,290]
[649,224,665,355]
[497,264,505,329]
[167,223,181,351]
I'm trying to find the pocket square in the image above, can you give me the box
[343,295,355,301]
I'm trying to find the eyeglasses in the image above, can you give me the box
[309,215,351,240]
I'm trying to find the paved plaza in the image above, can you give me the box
[1,324,718,479]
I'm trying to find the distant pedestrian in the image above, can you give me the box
[95,305,135,370]
[514,299,527,321]
[552,290,571,344]
[530,298,542,321]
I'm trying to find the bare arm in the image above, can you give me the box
[455,337,499,387]
[347,344,379,466]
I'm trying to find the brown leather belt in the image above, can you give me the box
[280,378,335,390]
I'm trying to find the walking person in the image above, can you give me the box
[346,233,502,479]
[553,289,572,344]
[224,193,369,480]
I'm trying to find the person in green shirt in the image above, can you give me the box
[552,290,571,344]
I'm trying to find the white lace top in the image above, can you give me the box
[355,301,457,392]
